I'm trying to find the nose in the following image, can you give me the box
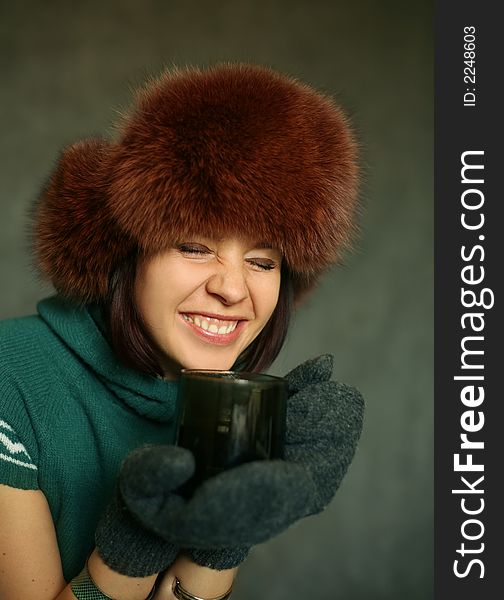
[205,261,250,305]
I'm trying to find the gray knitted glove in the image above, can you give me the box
[120,355,364,570]
[95,445,195,576]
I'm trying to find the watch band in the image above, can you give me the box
[71,564,115,600]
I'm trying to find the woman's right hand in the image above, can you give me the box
[94,445,195,578]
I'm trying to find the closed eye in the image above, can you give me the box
[247,259,277,271]
[177,243,212,256]
[177,243,279,271]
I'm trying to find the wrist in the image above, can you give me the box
[78,549,157,600]
[157,553,237,599]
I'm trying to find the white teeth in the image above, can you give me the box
[182,314,240,335]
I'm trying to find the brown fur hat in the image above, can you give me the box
[33,63,359,303]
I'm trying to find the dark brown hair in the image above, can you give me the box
[104,252,293,378]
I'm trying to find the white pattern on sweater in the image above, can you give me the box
[0,420,37,470]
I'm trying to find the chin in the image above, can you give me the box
[182,352,238,372]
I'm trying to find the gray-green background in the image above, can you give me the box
[0,1,433,598]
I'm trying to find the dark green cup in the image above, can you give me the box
[175,370,287,496]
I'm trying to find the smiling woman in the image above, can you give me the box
[106,238,293,378]
[0,63,364,600]
[134,237,282,377]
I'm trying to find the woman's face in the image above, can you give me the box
[135,236,282,378]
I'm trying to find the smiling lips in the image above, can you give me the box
[180,313,245,345]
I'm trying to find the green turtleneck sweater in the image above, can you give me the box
[0,296,179,582]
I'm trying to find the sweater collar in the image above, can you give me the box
[37,295,178,423]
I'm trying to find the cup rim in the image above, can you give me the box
[179,369,286,386]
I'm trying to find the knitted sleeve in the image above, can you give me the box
[0,419,38,489]
[0,370,39,490]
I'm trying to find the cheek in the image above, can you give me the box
[256,276,281,321]
[134,263,177,330]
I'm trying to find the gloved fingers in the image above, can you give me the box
[121,486,187,541]
[285,383,364,512]
[284,354,334,395]
[293,437,363,513]
[162,460,314,548]
[119,444,195,497]
[286,381,364,445]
